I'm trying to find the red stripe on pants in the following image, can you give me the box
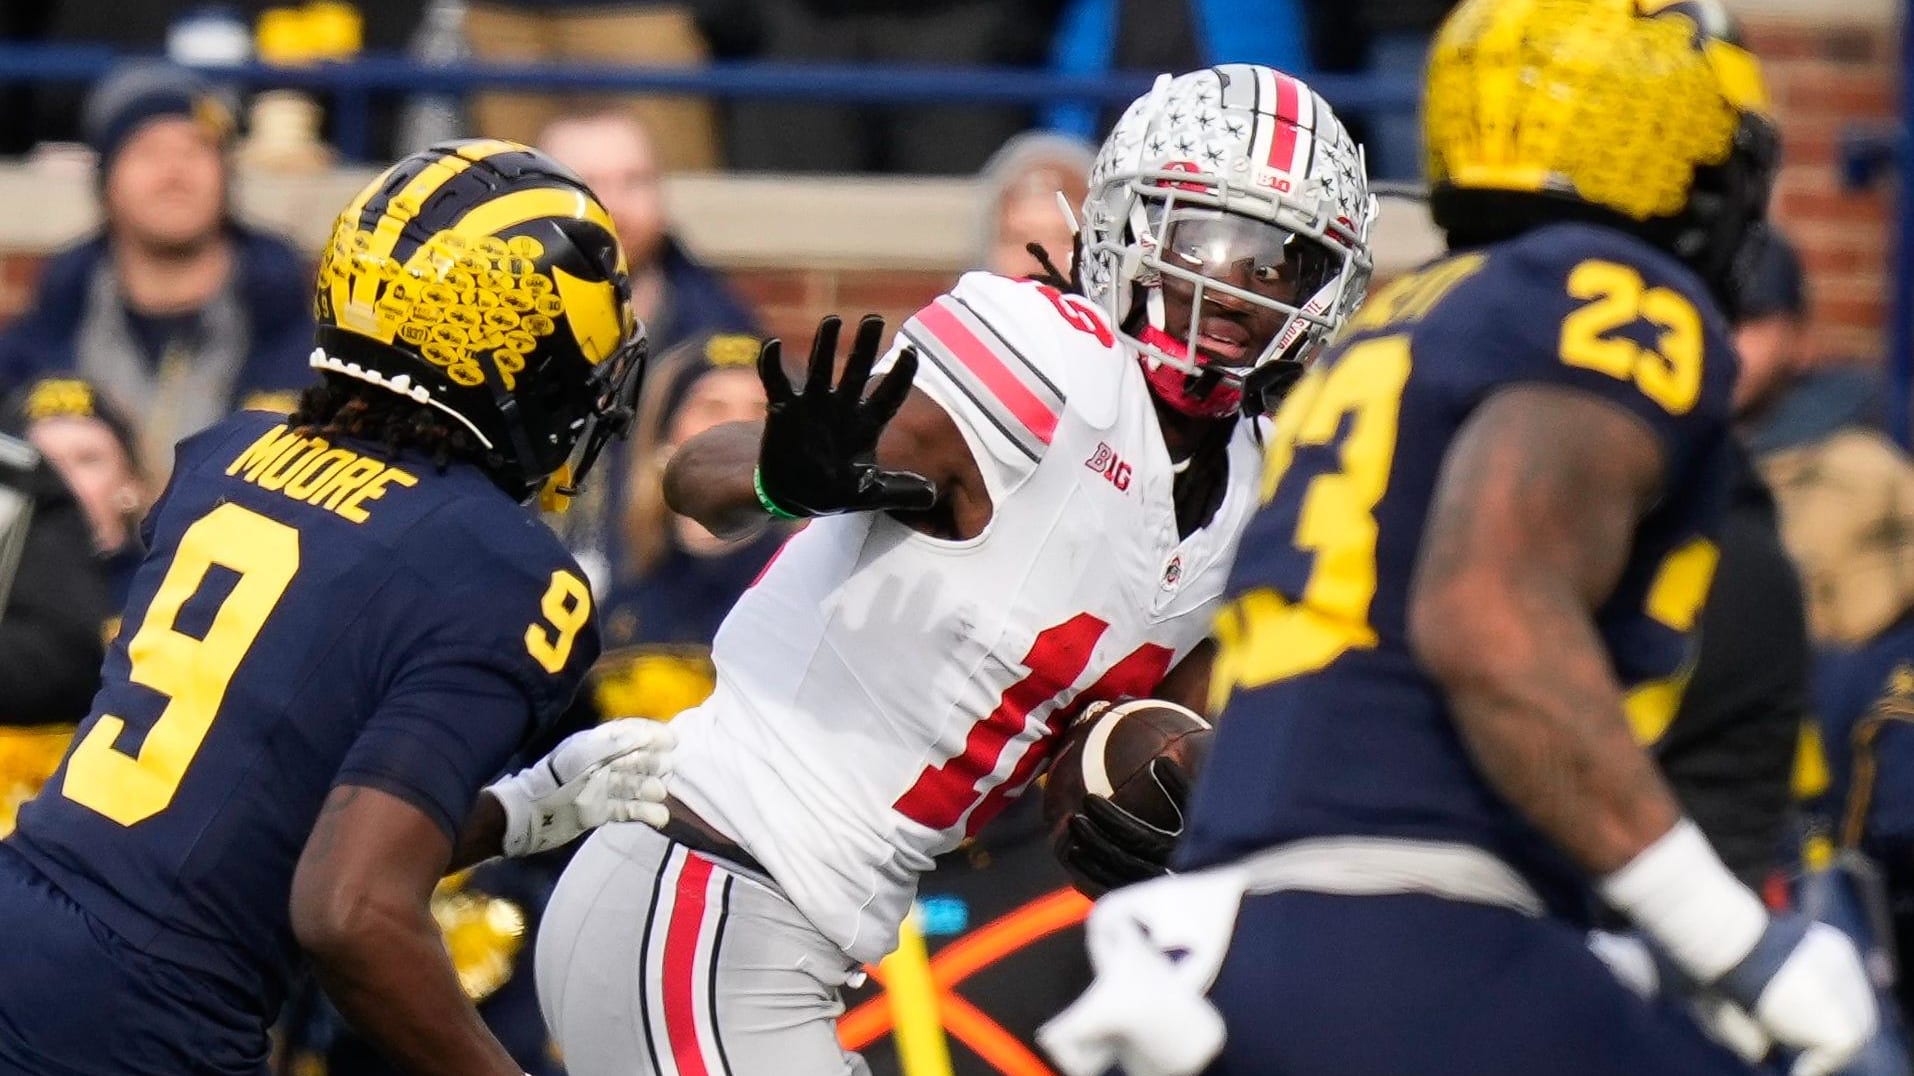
[663,854,717,1076]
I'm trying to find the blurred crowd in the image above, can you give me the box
[0,11,1911,1076]
[0,0,1437,179]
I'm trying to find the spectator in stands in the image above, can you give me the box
[0,62,313,476]
[536,109,759,583]
[976,131,1094,280]
[1740,234,1888,461]
[0,425,109,837]
[3,376,146,610]
[464,0,719,171]
[726,0,1063,174]
[1738,232,1910,645]
[589,329,782,719]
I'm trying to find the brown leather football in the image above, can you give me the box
[1042,699,1213,833]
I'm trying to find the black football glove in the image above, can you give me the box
[754,314,938,518]
[1054,759,1192,898]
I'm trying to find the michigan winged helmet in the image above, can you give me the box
[313,139,647,501]
[1425,0,1778,311]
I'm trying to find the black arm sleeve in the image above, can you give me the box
[0,463,109,724]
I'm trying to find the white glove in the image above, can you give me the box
[1730,919,1879,1076]
[1038,871,1243,1076]
[1585,930,1771,1064]
[486,719,675,858]
[1601,820,1877,1076]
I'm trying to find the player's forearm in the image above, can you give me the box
[302,895,522,1076]
[663,420,769,538]
[1413,578,1682,875]
[447,791,506,871]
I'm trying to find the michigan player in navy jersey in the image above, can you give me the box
[1042,3,1882,1075]
[0,140,673,1076]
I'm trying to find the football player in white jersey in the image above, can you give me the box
[535,64,1377,1076]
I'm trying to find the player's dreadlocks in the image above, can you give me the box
[290,377,505,477]
[1026,239,1084,296]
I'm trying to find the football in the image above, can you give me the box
[1042,699,1214,833]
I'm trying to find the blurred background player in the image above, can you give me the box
[0,61,313,475]
[0,139,671,1076]
[0,376,145,841]
[535,63,1375,1076]
[1044,2,1880,1075]
[5,375,150,608]
[0,417,109,836]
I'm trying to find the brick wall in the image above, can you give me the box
[1745,15,1898,364]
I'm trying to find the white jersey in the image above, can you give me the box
[668,272,1263,962]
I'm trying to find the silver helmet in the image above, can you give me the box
[1081,65,1377,417]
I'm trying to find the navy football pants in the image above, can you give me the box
[1205,890,1763,1076]
[0,845,270,1076]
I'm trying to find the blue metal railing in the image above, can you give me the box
[0,44,1421,164]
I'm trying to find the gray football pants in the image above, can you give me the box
[536,822,872,1076]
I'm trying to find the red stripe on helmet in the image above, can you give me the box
[1267,72,1303,175]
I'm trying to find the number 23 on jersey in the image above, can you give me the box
[1210,257,1709,710]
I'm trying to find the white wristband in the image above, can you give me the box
[1598,818,1768,983]
[484,779,541,858]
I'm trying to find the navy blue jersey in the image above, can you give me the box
[1181,224,1739,916]
[6,410,599,1015]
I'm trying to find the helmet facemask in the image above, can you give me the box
[559,326,648,496]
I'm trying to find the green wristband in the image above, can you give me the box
[753,466,804,520]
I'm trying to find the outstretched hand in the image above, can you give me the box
[754,314,938,518]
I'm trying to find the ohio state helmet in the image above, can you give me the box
[1081,65,1377,417]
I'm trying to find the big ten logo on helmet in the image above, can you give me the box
[1085,441,1132,492]
[1255,169,1295,195]
[319,224,562,391]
